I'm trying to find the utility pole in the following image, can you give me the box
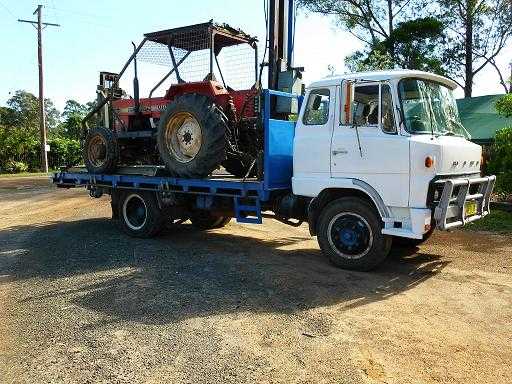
[18,5,59,173]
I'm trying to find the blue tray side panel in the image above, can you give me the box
[264,119,295,190]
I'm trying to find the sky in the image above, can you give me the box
[0,0,511,112]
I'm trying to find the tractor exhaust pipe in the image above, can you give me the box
[131,42,140,114]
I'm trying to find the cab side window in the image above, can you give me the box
[353,85,379,126]
[352,83,396,133]
[381,84,396,133]
[303,89,330,125]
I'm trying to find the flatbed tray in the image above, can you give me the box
[53,167,272,200]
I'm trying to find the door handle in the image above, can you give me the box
[332,149,348,156]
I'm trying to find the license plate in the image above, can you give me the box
[465,201,477,217]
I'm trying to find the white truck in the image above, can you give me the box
[54,69,495,271]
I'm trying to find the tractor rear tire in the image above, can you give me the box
[157,94,227,178]
[83,127,118,174]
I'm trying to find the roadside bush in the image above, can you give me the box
[3,160,29,173]
[487,126,512,196]
[0,128,82,173]
[48,137,82,169]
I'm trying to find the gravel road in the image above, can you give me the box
[1,176,511,384]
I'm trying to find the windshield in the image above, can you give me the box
[398,78,470,138]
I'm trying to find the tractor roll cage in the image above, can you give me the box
[118,21,259,97]
[82,21,259,133]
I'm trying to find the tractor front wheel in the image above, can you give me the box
[83,127,118,174]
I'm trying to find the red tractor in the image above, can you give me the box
[83,22,261,178]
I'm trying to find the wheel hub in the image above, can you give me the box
[165,113,203,163]
[123,194,148,231]
[328,213,373,259]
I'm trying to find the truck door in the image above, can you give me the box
[331,81,410,207]
[293,86,335,180]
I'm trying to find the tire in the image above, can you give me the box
[393,227,434,247]
[190,211,231,230]
[317,197,392,271]
[83,127,118,174]
[117,190,165,238]
[157,94,227,178]
[223,156,256,178]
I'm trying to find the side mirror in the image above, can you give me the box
[342,80,355,125]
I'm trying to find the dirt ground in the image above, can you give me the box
[1,176,511,384]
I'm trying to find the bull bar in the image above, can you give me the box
[433,175,496,230]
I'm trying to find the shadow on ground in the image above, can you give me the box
[0,218,448,325]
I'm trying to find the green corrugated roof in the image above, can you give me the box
[457,94,512,143]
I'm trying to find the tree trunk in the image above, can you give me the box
[464,0,473,97]
[387,0,394,63]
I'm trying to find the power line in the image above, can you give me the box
[49,0,59,25]
[44,5,114,29]
[18,5,60,174]
[0,1,16,18]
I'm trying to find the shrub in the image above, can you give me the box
[48,137,82,169]
[487,126,512,195]
[4,160,29,173]
[495,94,512,118]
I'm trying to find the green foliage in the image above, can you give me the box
[4,160,29,174]
[385,17,446,74]
[495,94,512,118]
[0,91,87,173]
[463,209,512,233]
[5,90,60,130]
[487,126,512,194]
[56,99,90,140]
[345,49,394,72]
[299,0,512,94]
[48,137,82,169]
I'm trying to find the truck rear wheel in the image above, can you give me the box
[317,197,392,271]
[190,211,231,230]
[84,127,118,174]
[117,190,164,238]
[157,94,227,178]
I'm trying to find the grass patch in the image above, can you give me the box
[463,209,512,233]
[0,171,55,178]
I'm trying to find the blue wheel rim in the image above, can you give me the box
[328,213,372,259]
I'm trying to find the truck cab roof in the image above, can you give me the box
[308,69,457,90]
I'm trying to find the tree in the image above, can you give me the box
[495,94,512,118]
[437,0,512,96]
[345,17,446,73]
[4,90,60,131]
[58,99,89,140]
[299,0,512,96]
[298,0,444,73]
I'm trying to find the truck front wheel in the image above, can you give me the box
[317,197,392,271]
[117,191,164,238]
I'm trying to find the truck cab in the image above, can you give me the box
[293,70,495,257]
